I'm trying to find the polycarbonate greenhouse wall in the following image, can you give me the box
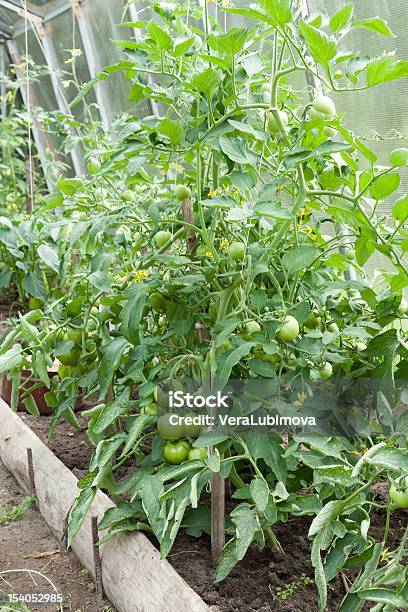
[0,0,407,271]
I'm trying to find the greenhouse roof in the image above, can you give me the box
[0,0,69,33]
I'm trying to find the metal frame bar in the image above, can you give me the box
[6,37,54,191]
[0,42,7,118]
[70,0,110,129]
[0,0,42,18]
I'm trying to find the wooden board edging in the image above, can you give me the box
[0,398,209,612]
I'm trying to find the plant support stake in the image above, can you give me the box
[91,515,104,607]
[26,447,37,509]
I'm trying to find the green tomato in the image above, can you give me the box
[276,316,300,342]
[355,341,367,352]
[389,148,408,167]
[65,327,83,346]
[267,110,288,133]
[397,297,408,316]
[228,241,245,261]
[157,413,185,440]
[389,478,408,508]
[183,412,202,438]
[188,447,207,461]
[323,126,337,138]
[196,243,210,257]
[327,322,339,333]
[245,320,262,335]
[58,347,80,366]
[122,189,134,202]
[174,184,192,201]
[84,339,98,363]
[318,362,333,379]
[28,297,43,310]
[304,311,321,330]
[88,157,101,174]
[163,440,190,464]
[141,402,158,416]
[155,230,172,248]
[149,292,166,312]
[312,95,336,117]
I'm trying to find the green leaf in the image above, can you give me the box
[208,28,249,56]
[193,431,229,447]
[120,414,156,458]
[299,20,337,68]
[329,3,354,32]
[206,448,221,472]
[157,118,184,146]
[67,487,96,548]
[312,530,328,612]
[231,504,259,560]
[23,395,40,416]
[355,18,394,37]
[37,244,60,273]
[367,55,408,87]
[23,271,47,301]
[362,445,408,473]
[147,20,172,50]
[0,345,23,374]
[250,477,269,512]
[369,173,400,200]
[88,271,111,292]
[356,588,407,608]
[190,67,220,95]
[219,136,257,166]
[258,0,292,25]
[93,390,130,434]
[254,201,292,219]
[217,342,255,387]
[215,538,239,582]
[98,337,129,399]
[282,245,318,275]
[392,194,408,223]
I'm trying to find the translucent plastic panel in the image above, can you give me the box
[46,9,97,123]
[308,0,408,273]
[82,0,131,117]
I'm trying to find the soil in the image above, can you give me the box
[0,459,113,612]
[22,413,408,612]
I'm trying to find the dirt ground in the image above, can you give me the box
[0,459,113,612]
[22,414,407,612]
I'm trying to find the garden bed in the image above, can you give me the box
[21,413,407,612]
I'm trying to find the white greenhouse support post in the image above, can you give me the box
[6,38,54,192]
[33,20,86,176]
[70,0,110,130]
[0,42,6,119]
[127,2,159,117]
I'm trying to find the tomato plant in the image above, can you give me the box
[1,2,408,610]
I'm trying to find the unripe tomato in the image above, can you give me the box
[183,412,202,438]
[327,322,339,333]
[323,126,336,137]
[389,148,408,167]
[267,110,289,133]
[65,327,83,346]
[245,320,262,335]
[163,440,190,464]
[228,241,245,261]
[84,339,98,363]
[88,157,101,174]
[141,402,158,416]
[389,478,408,508]
[318,362,333,379]
[149,292,166,312]
[305,311,321,330]
[188,447,207,461]
[122,189,134,202]
[196,244,210,256]
[276,316,300,342]
[397,297,408,316]
[58,347,80,366]
[312,95,336,117]
[155,230,172,248]
[174,185,192,201]
[157,413,185,440]
[355,341,367,352]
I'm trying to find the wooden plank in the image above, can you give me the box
[0,398,209,612]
